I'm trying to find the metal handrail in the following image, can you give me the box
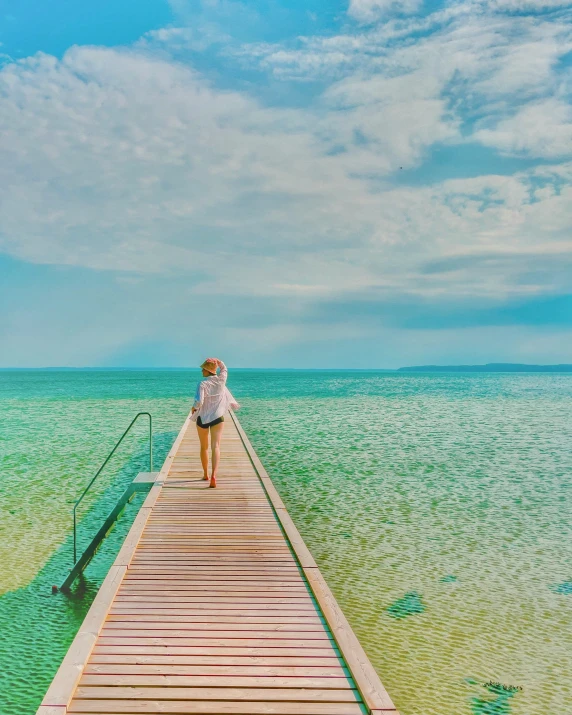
[72,412,152,564]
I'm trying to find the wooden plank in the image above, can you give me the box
[96,638,336,649]
[74,687,360,701]
[113,597,315,605]
[124,569,303,575]
[111,601,315,607]
[67,702,366,714]
[98,629,334,640]
[107,615,320,621]
[114,509,152,568]
[84,664,348,677]
[80,673,352,687]
[113,595,314,602]
[115,588,309,595]
[88,655,342,666]
[101,623,328,633]
[91,647,341,658]
[109,604,316,610]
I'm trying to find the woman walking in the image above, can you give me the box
[191,358,239,488]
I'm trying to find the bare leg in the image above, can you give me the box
[209,421,224,487]
[196,423,210,480]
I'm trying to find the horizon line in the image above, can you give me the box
[1,363,572,371]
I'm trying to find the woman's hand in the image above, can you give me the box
[192,407,197,415]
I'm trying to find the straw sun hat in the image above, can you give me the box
[200,358,218,375]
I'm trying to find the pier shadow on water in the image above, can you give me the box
[0,430,176,715]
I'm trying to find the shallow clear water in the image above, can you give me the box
[1,370,571,715]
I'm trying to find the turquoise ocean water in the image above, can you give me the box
[1,369,571,715]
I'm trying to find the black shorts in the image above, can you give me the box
[197,415,225,429]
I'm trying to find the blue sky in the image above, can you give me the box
[1,0,571,367]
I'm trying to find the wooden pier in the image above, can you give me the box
[37,411,398,715]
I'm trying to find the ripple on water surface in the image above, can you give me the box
[238,373,572,715]
[1,370,572,715]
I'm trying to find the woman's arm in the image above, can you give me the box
[191,381,203,414]
[215,359,228,383]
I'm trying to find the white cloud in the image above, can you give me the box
[235,8,572,95]
[0,19,571,309]
[0,46,456,276]
[475,98,572,157]
[141,25,231,52]
[230,2,572,168]
[486,0,572,10]
[348,0,572,23]
[348,0,423,22]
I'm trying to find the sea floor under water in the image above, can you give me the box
[1,369,571,715]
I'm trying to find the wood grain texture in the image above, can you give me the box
[37,411,398,715]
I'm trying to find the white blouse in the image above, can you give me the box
[191,361,240,424]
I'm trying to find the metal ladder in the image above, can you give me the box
[58,412,156,593]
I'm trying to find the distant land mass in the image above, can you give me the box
[398,363,572,372]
